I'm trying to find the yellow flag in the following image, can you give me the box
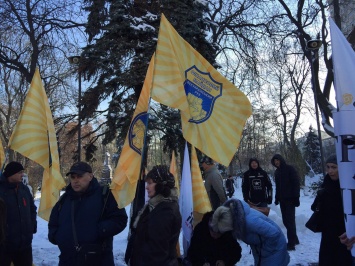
[0,140,5,169]
[151,14,252,166]
[191,146,211,225]
[8,68,65,220]
[169,150,179,195]
[110,55,153,208]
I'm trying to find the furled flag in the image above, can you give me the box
[0,140,5,171]
[179,142,194,254]
[169,150,182,257]
[169,150,180,195]
[151,14,252,166]
[8,68,65,220]
[191,146,212,225]
[329,18,355,256]
[110,55,153,208]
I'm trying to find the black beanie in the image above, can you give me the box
[325,154,337,165]
[3,162,24,178]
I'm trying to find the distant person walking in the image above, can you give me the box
[0,162,37,266]
[200,156,227,210]
[225,175,235,198]
[242,158,273,207]
[271,154,300,251]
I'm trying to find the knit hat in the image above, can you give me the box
[210,206,233,233]
[200,156,214,165]
[146,165,175,189]
[66,162,92,176]
[3,162,24,178]
[325,154,337,165]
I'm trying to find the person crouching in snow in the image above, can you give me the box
[210,198,290,266]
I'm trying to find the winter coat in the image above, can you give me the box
[187,211,241,266]
[271,154,300,205]
[0,174,37,252]
[224,199,290,266]
[130,192,182,266]
[242,159,272,205]
[204,165,227,210]
[313,175,352,266]
[48,177,128,266]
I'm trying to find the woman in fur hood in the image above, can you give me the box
[210,198,290,266]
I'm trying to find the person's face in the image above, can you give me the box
[250,161,258,169]
[146,178,157,198]
[326,163,339,181]
[70,172,93,193]
[7,170,24,183]
[274,159,281,168]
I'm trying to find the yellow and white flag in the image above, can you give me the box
[169,150,180,195]
[110,55,154,208]
[151,14,252,166]
[8,68,65,220]
[191,146,212,225]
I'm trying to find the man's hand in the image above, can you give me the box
[215,260,225,266]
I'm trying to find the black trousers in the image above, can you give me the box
[0,245,33,266]
[280,201,299,245]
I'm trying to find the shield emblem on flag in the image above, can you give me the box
[184,66,222,124]
[128,112,148,154]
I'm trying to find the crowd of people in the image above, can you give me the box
[0,154,354,266]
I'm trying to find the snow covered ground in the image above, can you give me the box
[32,175,323,265]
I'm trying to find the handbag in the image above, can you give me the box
[305,194,323,233]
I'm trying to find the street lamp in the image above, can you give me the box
[68,55,82,162]
[307,40,326,175]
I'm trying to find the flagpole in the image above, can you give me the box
[130,97,152,224]
[0,150,9,176]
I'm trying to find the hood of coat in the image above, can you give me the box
[248,158,261,170]
[223,199,247,241]
[271,154,286,168]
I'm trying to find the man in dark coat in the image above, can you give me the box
[242,158,273,207]
[48,162,128,266]
[271,154,300,251]
[0,161,37,266]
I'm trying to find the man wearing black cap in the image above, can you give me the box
[48,161,128,265]
[0,161,37,266]
[200,156,227,210]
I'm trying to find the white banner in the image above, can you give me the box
[179,142,194,254]
[330,18,355,256]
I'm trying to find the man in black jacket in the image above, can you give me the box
[271,154,300,251]
[48,162,128,266]
[242,158,272,207]
[0,161,37,266]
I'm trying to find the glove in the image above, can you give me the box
[267,196,272,205]
[274,200,279,205]
[293,198,300,207]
